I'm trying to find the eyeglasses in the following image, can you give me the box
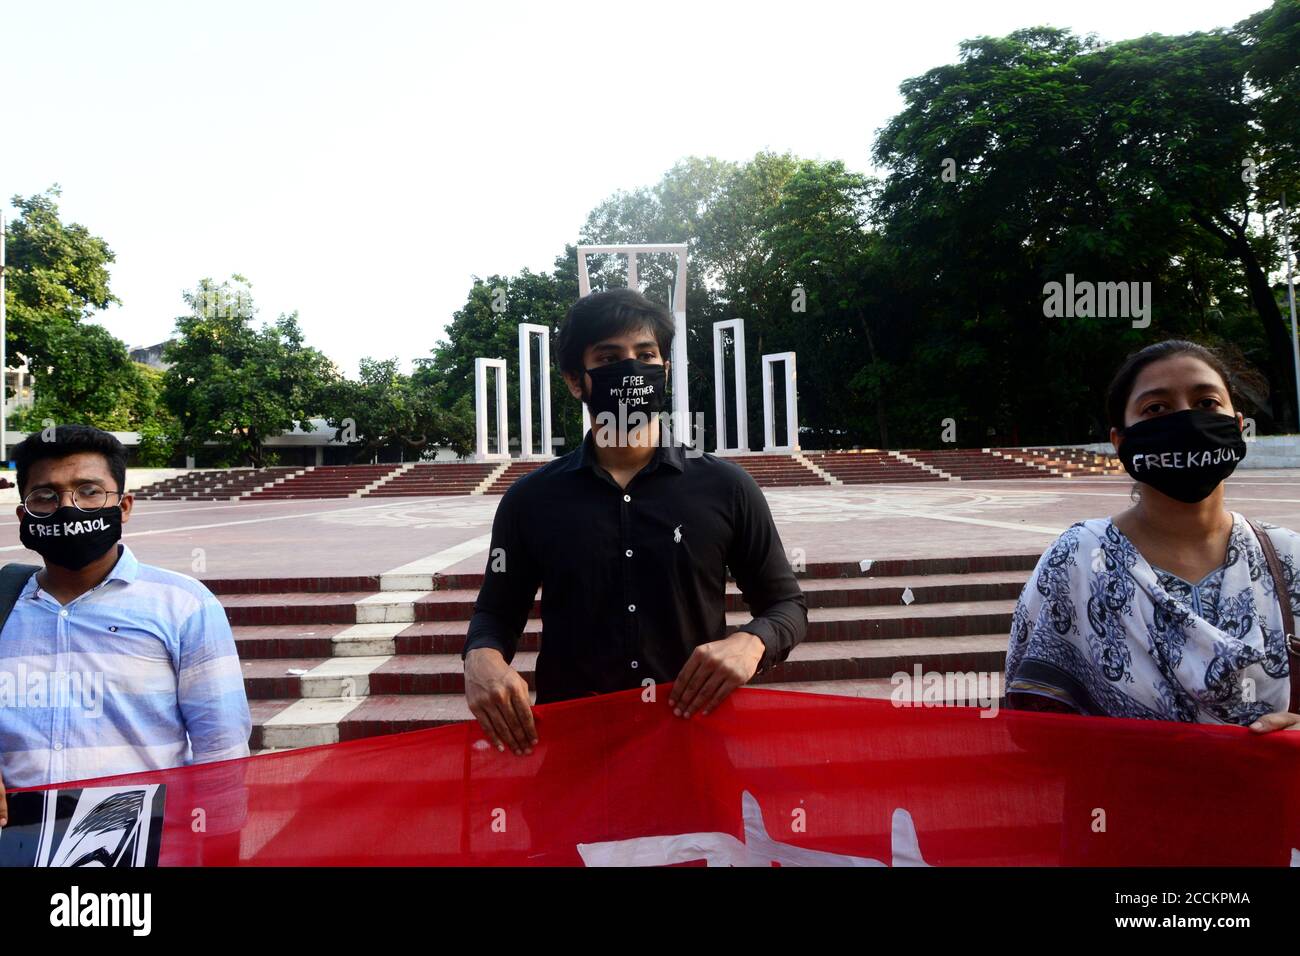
[23,485,125,518]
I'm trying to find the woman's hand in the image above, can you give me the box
[1248,712,1300,733]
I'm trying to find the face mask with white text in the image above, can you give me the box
[1117,409,1246,503]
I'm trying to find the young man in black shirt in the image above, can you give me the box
[462,288,807,755]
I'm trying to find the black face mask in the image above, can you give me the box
[20,506,123,571]
[1117,409,1246,503]
[584,358,667,422]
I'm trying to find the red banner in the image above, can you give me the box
[9,686,1300,866]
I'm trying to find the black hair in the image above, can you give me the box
[556,288,675,378]
[13,424,128,496]
[1105,339,1235,432]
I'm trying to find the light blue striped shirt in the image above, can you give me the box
[0,544,251,789]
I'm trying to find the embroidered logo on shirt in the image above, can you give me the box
[673,525,682,543]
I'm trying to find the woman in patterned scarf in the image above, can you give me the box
[1005,339,1299,732]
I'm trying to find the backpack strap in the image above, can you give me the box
[1245,518,1300,714]
[0,563,39,636]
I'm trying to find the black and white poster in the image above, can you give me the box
[0,785,165,867]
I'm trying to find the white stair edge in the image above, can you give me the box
[793,453,841,486]
[354,590,428,624]
[330,622,408,657]
[352,462,415,498]
[889,450,954,480]
[299,655,393,698]
[261,697,366,748]
[381,572,436,592]
[989,449,1064,477]
[474,461,513,495]
[239,467,312,499]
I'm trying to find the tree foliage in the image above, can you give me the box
[162,277,336,466]
[3,187,174,442]
[12,3,1299,456]
[319,357,473,461]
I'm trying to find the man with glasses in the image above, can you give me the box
[0,425,251,830]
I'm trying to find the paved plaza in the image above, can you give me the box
[5,471,1300,581]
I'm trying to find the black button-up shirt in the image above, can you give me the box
[463,433,808,704]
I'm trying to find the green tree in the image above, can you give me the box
[1238,0,1300,210]
[162,276,336,466]
[320,357,472,461]
[578,152,807,449]
[759,160,890,446]
[872,21,1290,441]
[1,187,151,432]
[3,187,117,361]
[10,319,147,430]
[125,365,182,466]
[416,260,578,454]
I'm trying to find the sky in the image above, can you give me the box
[0,0,1272,378]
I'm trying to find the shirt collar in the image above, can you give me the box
[24,542,138,600]
[104,543,140,585]
[566,430,688,475]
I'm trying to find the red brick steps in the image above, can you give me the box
[905,450,1053,480]
[727,455,828,487]
[486,460,551,494]
[135,467,298,500]
[247,464,404,500]
[369,462,499,496]
[803,451,941,484]
[225,549,1030,752]
[134,447,1119,506]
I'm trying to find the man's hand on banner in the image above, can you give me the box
[669,632,765,719]
[465,648,538,756]
[1249,712,1300,733]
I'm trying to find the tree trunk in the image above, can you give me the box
[856,309,890,448]
[1191,209,1296,431]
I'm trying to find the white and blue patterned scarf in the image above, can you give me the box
[1006,512,1294,724]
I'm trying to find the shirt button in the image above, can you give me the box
[59,609,68,618]
[623,494,631,503]
[628,604,636,612]
[630,660,639,669]
[53,742,63,751]
[625,549,633,557]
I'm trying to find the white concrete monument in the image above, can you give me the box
[761,351,799,454]
[517,323,553,459]
[474,357,510,461]
[576,243,689,439]
[712,319,749,454]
